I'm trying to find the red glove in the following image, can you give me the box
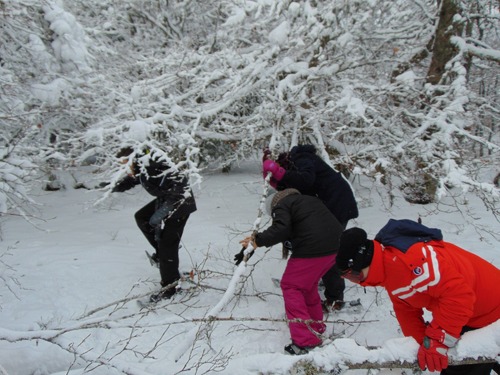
[425,325,459,348]
[418,337,449,372]
[417,325,459,372]
[263,160,286,181]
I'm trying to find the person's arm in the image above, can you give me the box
[253,205,292,248]
[237,204,292,259]
[390,295,427,342]
[111,175,139,193]
[422,253,475,338]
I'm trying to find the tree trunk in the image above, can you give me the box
[426,0,464,84]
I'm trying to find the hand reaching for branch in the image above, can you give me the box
[234,236,258,265]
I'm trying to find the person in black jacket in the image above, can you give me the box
[239,188,343,355]
[262,144,358,311]
[112,148,197,302]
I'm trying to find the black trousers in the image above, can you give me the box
[442,362,499,375]
[321,264,345,302]
[135,199,189,286]
[322,221,347,302]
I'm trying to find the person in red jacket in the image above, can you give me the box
[335,219,500,375]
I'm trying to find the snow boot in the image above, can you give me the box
[322,299,345,313]
[149,279,179,303]
[284,343,312,355]
[149,287,176,303]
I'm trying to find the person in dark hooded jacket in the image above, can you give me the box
[262,144,358,310]
[112,148,197,302]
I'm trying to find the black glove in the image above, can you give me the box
[149,202,174,226]
[111,175,138,193]
[234,247,253,266]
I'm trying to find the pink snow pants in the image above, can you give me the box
[280,253,337,347]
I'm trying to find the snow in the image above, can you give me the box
[337,87,367,118]
[31,79,70,107]
[269,21,290,46]
[0,161,498,375]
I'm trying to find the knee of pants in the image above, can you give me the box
[135,213,149,229]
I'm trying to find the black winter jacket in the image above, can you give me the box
[113,159,197,219]
[254,194,342,258]
[277,145,358,225]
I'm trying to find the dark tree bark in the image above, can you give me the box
[426,0,464,84]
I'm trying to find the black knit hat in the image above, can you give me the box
[277,152,291,169]
[336,228,374,272]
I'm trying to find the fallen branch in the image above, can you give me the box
[292,356,499,374]
[288,321,500,375]
[172,169,274,362]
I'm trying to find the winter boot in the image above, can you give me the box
[284,343,313,355]
[322,299,345,313]
[149,287,176,303]
[149,279,179,303]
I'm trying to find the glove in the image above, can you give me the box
[417,336,449,372]
[149,202,174,226]
[111,176,137,193]
[234,247,253,266]
[417,326,458,372]
[425,325,460,348]
[262,160,286,181]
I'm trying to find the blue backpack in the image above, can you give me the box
[374,219,443,253]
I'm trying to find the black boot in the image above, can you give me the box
[149,287,176,303]
[149,279,178,303]
[284,343,310,355]
[321,299,345,312]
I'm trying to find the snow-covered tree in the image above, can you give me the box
[0,0,499,219]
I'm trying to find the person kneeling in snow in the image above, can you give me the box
[336,219,500,374]
[238,188,343,355]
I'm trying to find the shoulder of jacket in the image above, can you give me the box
[384,241,438,265]
[386,242,444,300]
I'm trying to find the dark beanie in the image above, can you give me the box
[277,152,291,169]
[337,228,374,272]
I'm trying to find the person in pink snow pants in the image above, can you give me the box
[238,188,343,355]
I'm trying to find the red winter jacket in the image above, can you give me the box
[361,240,500,343]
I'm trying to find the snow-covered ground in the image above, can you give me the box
[0,161,498,375]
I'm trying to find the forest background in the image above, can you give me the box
[0,0,499,374]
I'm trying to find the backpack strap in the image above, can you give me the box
[374,219,443,253]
